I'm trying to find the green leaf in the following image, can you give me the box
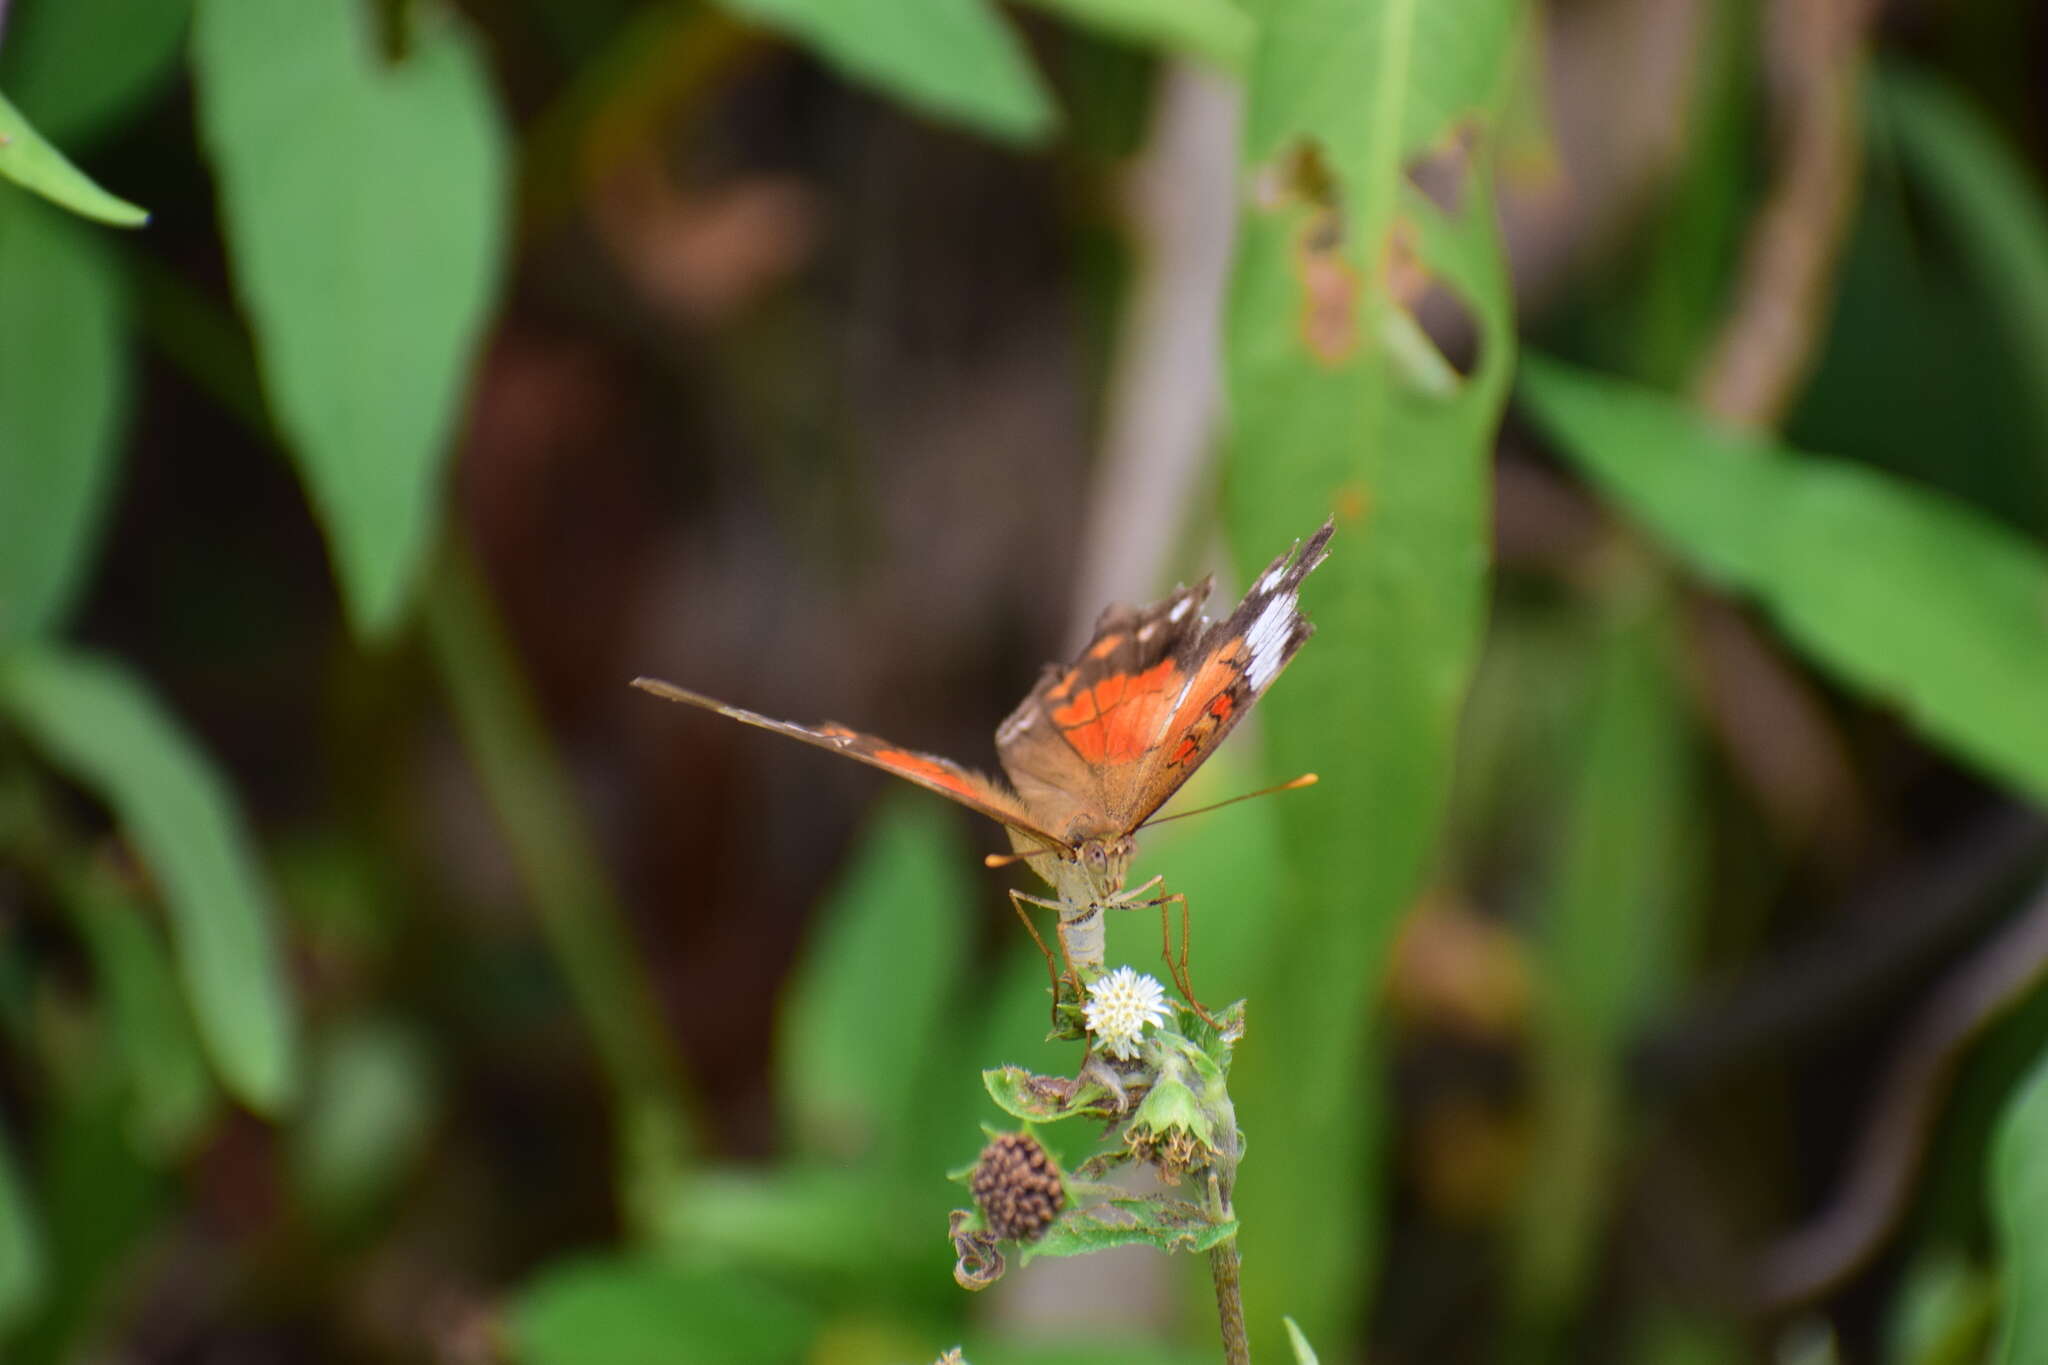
[713,0,1054,145]
[1890,1249,1998,1365]
[1521,354,2048,807]
[508,1256,819,1365]
[1019,0,1253,70]
[290,1015,436,1230]
[0,0,192,146]
[778,797,974,1163]
[1221,0,1523,1349]
[192,0,510,638]
[0,92,146,226]
[0,186,129,645]
[1514,588,1694,1326]
[1994,1042,2048,1364]
[61,861,216,1158]
[0,646,298,1112]
[982,1065,1115,1124]
[653,1165,920,1277]
[1882,66,2048,466]
[1019,1196,1236,1263]
[1284,1319,1321,1365]
[0,1122,44,1338]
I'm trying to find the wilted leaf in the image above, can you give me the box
[1222,0,1523,1348]
[1019,1196,1236,1263]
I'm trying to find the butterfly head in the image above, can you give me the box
[1034,832,1135,905]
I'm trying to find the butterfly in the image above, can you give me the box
[634,520,1333,1008]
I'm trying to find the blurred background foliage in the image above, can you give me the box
[2,0,2048,1362]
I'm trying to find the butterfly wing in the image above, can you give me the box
[994,521,1333,839]
[633,678,1068,851]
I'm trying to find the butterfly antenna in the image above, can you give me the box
[984,846,1063,870]
[1137,773,1319,830]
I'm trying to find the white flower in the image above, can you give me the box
[1083,966,1171,1060]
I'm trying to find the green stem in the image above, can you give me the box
[420,537,696,1215]
[1211,1233,1251,1365]
[128,265,700,1218]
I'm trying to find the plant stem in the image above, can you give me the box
[420,534,698,1220]
[1211,1234,1251,1365]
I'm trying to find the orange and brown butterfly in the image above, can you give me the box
[632,520,1333,921]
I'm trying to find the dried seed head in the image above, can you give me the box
[970,1132,1065,1242]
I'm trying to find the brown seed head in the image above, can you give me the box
[970,1132,1064,1242]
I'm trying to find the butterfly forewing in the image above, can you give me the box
[630,678,1066,850]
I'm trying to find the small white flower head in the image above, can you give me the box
[1083,966,1171,1060]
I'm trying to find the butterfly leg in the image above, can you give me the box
[1146,890,1221,1029]
[1009,887,1079,1024]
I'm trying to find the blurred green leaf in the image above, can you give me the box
[1883,66,2048,469]
[60,861,216,1158]
[508,1256,819,1365]
[1020,0,1252,70]
[1631,1310,1747,1365]
[0,0,191,146]
[7,1086,165,1365]
[0,1123,44,1338]
[291,1015,436,1231]
[192,0,510,638]
[1521,355,2048,807]
[1221,0,1522,1349]
[1285,1318,1320,1365]
[1514,585,1693,1323]
[1890,1249,1998,1365]
[0,186,128,645]
[0,646,298,1113]
[1994,1041,2048,1364]
[778,797,973,1164]
[713,0,1054,144]
[0,92,146,226]
[654,1165,917,1278]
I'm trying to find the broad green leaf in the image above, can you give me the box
[0,186,128,645]
[0,646,298,1112]
[508,1256,818,1365]
[291,1016,436,1230]
[1514,590,1694,1327]
[713,0,1054,145]
[62,862,216,1158]
[1222,0,1523,1349]
[1882,66,2048,466]
[1994,1042,2048,1364]
[1020,0,1252,70]
[192,0,510,638]
[0,1123,43,1337]
[1521,355,2048,807]
[0,92,146,226]
[0,0,192,146]
[778,798,973,1164]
